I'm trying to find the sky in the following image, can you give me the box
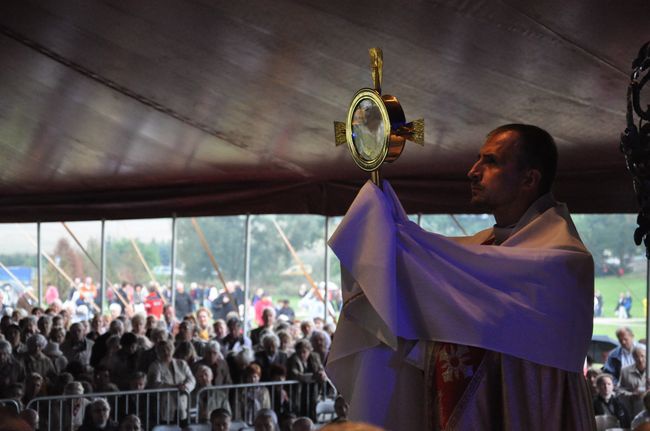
[0,218,173,254]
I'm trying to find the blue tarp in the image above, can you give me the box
[0,266,33,284]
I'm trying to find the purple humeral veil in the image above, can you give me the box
[326,180,594,430]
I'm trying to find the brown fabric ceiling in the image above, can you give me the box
[0,0,648,221]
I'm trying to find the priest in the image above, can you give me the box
[327,124,596,430]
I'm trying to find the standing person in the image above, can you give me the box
[327,124,595,429]
[604,327,639,383]
[144,285,164,319]
[287,339,326,419]
[594,290,604,317]
[212,283,240,321]
[210,408,231,431]
[624,291,633,318]
[254,333,288,382]
[44,283,59,306]
[276,300,295,322]
[147,340,196,424]
[254,295,274,328]
[616,293,629,319]
[251,307,276,347]
[618,346,647,417]
[175,282,194,319]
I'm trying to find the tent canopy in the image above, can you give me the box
[0,0,648,221]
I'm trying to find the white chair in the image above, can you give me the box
[595,414,619,431]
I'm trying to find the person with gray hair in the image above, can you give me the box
[227,346,255,384]
[618,345,648,417]
[287,339,326,419]
[79,398,118,431]
[604,326,638,383]
[254,333,288,382]
[308,330,331,365]
[20,316,38,338]
[148,340,196,423]
[0,339,25,397]
[192,363,231,422]
[253,408,279,431]
[59,381,90,430]
[21,333,56,381]
[61,322,94,369]
[194,340,232,386]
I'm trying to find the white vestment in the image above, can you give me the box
[327,181,595,430]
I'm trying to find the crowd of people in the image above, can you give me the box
[0,284,349,431]
[589,327,650,429]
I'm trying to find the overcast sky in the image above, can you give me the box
[0,219,173,255]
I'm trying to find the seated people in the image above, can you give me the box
[193,364,231,422]
[117,415,141,431]
[253,408,279,431]
[79,398,118,431]
[594,373,631,428]
[210,408,232,431]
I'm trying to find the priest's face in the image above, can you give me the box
[467,131,527,220]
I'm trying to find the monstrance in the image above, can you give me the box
[334,48,424,186]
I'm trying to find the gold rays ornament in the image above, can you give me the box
[334,48,424,185]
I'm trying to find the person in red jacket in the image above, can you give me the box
[144,285,164,319]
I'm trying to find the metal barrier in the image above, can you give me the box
[192,378,338,425]
[0,398,21,414]
[26,387,189,431]
[192,380,298,424]
[17,379,339,429]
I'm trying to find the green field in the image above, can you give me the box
[593,272,648,341]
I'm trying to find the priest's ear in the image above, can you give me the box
[521,168,542,194]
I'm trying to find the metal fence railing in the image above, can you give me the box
[0,398,21,414]
[26,387,188,431]
[192,378,338,425]
[14,379,339,430]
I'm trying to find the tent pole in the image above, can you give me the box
[244,215,251,333]
[324,216,329,323]
[645,258,650,374]
[37,222,42,307]
[100,220,106,315]
[171,215,177,309]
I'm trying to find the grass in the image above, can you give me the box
[272,273,650,342]
[593,272,648,341]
